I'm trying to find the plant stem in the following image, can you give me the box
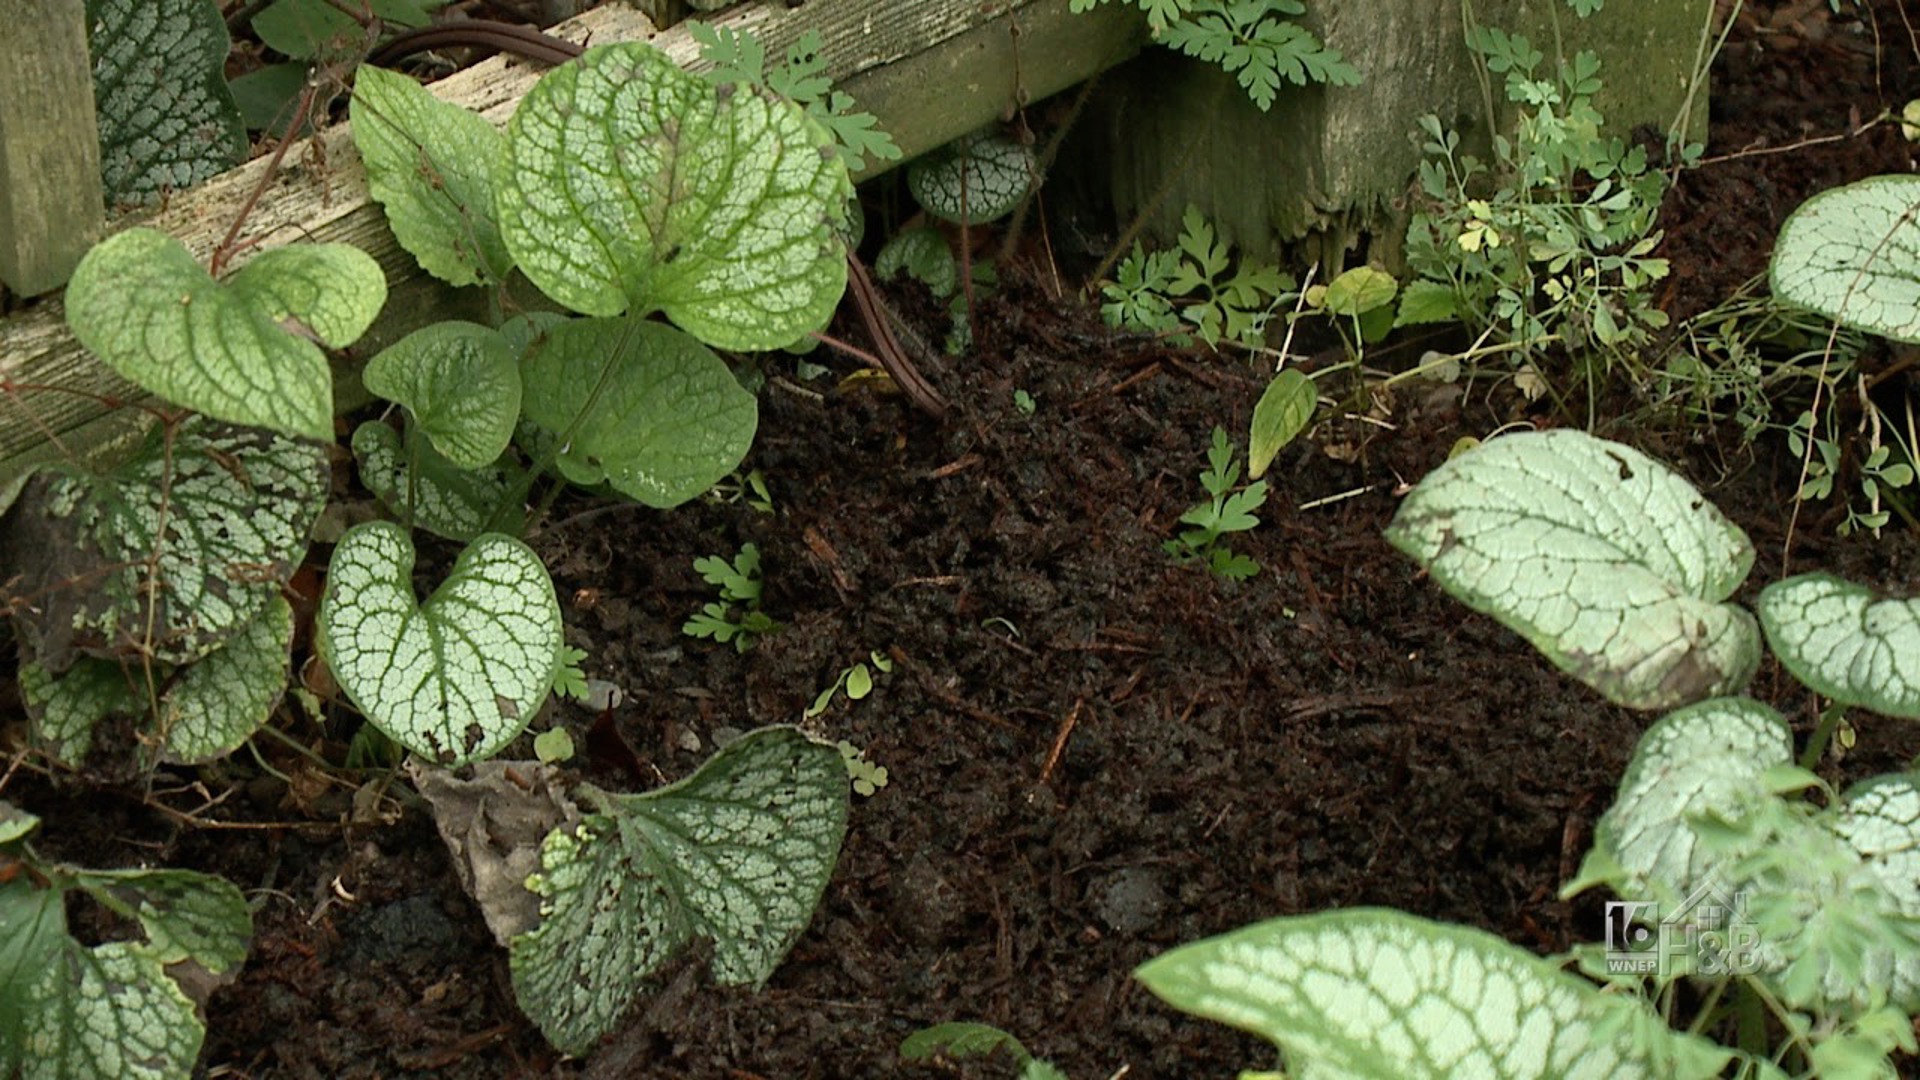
[1799,704,1846,771]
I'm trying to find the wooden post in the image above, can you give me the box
[1057,0,1713,263]
[0,0,104,296]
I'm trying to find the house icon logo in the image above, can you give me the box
[1604,882,1763,977]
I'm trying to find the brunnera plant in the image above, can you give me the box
[8,33,865,1071]
[1135,429,1920,1080]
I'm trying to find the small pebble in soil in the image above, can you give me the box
[342,894,458,966]
[1090,867,1167,935]
[891,854,964,945]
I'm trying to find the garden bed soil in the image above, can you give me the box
[7,1,1920,1077]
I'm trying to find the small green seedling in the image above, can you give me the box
[1101,206,1293,349]
[806,651,894,719]
[683,543,781,652]
[551,645,591,702]
[706,468,775,514]
[836,741,889,797]
[1165,428,1267,580]
[533,727,576,764]
[1013,389,1037,416]
[900,1021,1069,1080]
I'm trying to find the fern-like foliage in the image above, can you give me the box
[1070,0,1358,110]
[1070,0,1194,32]
[689,23,901,173]
[1163,0,1360,110]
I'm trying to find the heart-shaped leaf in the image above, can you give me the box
[351,421,521,541]
[520,315,757,508]
[1771,175,1920,342]
[0,419,327,669]
[87,0,247,205]
[351,65,511,287]
[499,42,850,348]
[1579,700,1920,1013]
[66,228,386,439]
[907,129,1035,225]
[21,596,293,767]
[509,726,848,1055]
[1587,697,1794,902]
[1134,909,1734,1079]
[1817,774,1920,1011]
[1,865,249,1080]
[363,321,520,469]
[318,521,560,765]
[70,867,252,975]
[1757,574,1920,718]
[1384,430,1760,710]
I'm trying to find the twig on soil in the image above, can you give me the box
[926,454,983,479]
[0,746,26,799]
[1692,110,1889,167]
[1037,697,1085,787]
[801,526,858,596]
[1296,485,1374,511]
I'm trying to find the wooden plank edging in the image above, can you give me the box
[0,0,1143,479]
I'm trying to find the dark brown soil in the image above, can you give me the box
[7,2,1920,1078]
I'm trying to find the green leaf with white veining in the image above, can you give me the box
[1589,697,1793,902]
[0,883,67,1074]
[153,595,293,763]
[509,726,848,1055]
[520,316,757,508]
[318,521,560,765]
[1817,774,1920,1011]
[19,597,291,767]
[901,1022,1038,1067]
[351,65,511,287]
[227,243,389,349]
[0,419,326,669]
[874,226,957,298]
[1134,908,1733,1079]
[23,941,205,1080]
[1384,430,1760,710]
[66,229,386,439]
[252,0,429,59]
[363,322,520,468]
[1583,703,1920,1013]
[1,857,248,1080]
[19,661,131,766]
[500,42,850,348]
[907,129,1035,225]
[1758,574,1920,718]
[351,421,521,541]
[1721,774,1920,1016]
[1771,175,1920,343]
[1249,369,1315,479]
[0,802,39,845]
[87,0,245,204]
[71,868,251,974]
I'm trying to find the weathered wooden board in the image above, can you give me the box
[0,0,1145,481]
[0,0,105,297]
[1057,0,1714,262]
